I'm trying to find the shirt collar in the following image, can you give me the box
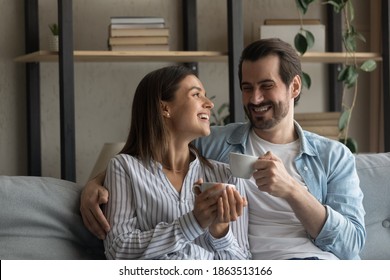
[226,122,252,152]
[294,120,317,157]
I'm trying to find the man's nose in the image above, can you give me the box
[250,88,264,103]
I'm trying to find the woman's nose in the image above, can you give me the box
[204,97,214,109]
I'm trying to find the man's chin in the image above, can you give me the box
[250,116,278,130]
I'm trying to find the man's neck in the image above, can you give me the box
[252,121,298,144]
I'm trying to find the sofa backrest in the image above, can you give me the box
[355,153,390,260]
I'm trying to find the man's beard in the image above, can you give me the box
[244,100,289,130]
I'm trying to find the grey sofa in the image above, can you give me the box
[0,153,389,259]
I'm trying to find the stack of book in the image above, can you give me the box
[108,16,170,51]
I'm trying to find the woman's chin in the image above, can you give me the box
[201,128,211,137]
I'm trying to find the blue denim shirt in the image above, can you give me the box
[193,121,366,259]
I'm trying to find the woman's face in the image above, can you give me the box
[163,75,214,141]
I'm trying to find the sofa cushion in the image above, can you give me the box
[355,153,390,260]
[0,176,105,259]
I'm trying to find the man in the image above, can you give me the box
[80,38,366,259]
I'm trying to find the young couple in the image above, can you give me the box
[80,38,366,260]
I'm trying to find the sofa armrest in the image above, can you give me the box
[0,176,105,260]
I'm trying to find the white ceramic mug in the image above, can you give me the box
[229,152,258,179]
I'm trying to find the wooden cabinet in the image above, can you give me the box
[18,0,390,181]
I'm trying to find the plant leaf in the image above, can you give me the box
[360,60,377,72]
[339,137,358,153]
[49,23,59,35]
[338,110,350,131]
[324,1,343,13]
[347,0,355,22]
[296,0,308,14]
[355,31,366,43]
[223,115,231,125]
[217,103,229,115]
[339,65,358,88]
[337,65,349,82]
[343,30,357,52]
[346,66,358,88]
[294,33,308,55]
[301,71,311,89]
[304,30,315,50]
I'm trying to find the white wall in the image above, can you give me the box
[1,0,375,184]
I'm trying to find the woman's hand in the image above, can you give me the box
[209,186,247,238]
[192,180,224,229]
[192,180,247,238]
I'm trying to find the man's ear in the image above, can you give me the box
[291,75,302,99]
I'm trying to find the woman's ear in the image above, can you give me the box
[160,102,171,118]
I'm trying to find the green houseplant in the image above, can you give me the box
[209,96,230,126]
[294,0,377,152]
[49,23,59,36]
[48,23,59,51]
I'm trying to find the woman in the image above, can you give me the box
[103,65,250,259]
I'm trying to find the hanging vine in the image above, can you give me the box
[294,0,377,152]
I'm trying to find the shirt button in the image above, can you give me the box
[304,166,308,171]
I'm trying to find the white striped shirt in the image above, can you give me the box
[103,153,251,260]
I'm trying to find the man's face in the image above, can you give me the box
[240,55,298,133]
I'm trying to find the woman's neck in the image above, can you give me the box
[161,142,192,173]
[160,145,195,193]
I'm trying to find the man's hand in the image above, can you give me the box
[252,151,297,198]
[253,151,327,238]
[80,172,110,240]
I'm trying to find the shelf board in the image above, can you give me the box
[14,50,228,63]
[301,52,382,63]
[14,50,383,64]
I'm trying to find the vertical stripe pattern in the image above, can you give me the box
[103,153,251,260]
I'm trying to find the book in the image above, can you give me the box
[264,19,321,25]
[109,44,170,51]
[110,16,165,25]
[108,36,169,45]
[109,27,169,37]
[110,23,165,29]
